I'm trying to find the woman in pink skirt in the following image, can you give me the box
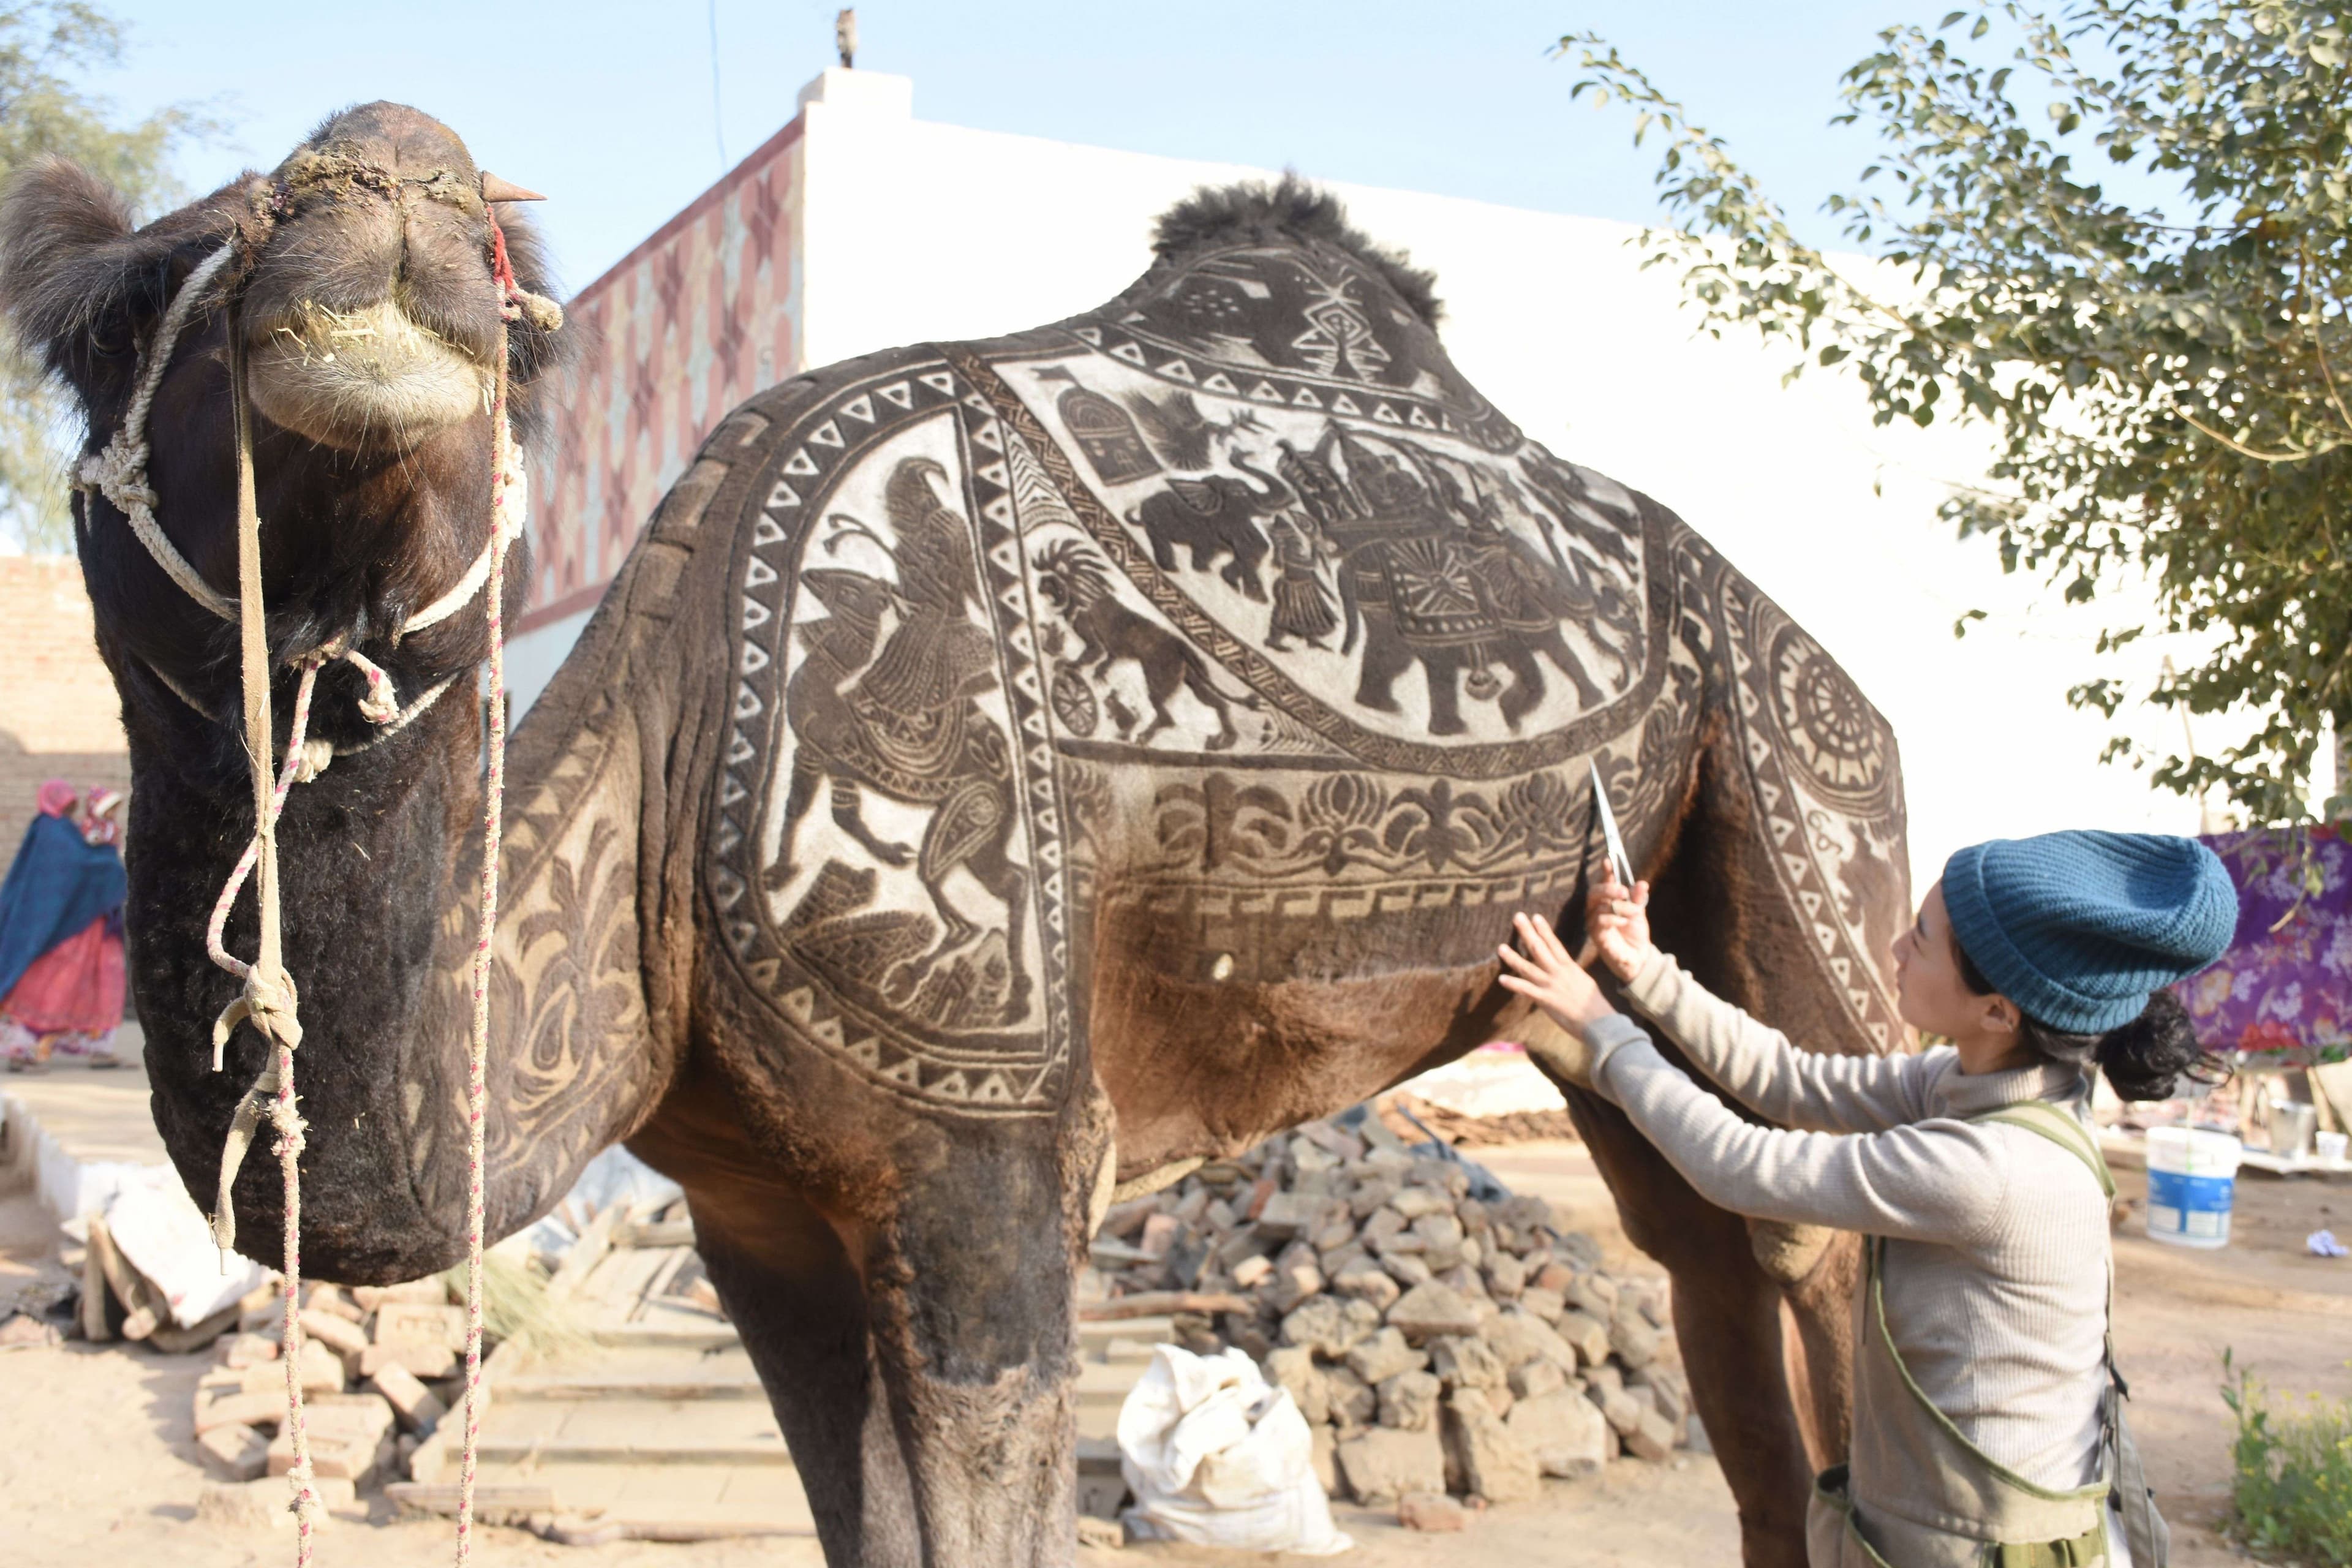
[0,780,129,1068]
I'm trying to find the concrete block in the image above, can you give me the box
[1509,1359,1569,1401]
[1427,1333,1507,1391]
[369,1363,447,1435]
[216,1332,279,1369]
[1508,1389,1611,1477]
[357,1341,458,1379]
[300,1309,369,1358]
[196,1423,271,1482]
[1385,1282,1480,1343]
[371,1302,467,1352]
[1554,1309,1611,1368]
[1335,1424,1446,1506]
[1442,1388,1540,1504]
[1378,1369,1442,1432]
[1344,1325,1426,1387]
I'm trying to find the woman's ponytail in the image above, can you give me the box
[2087,988,2218,1102]
[1954,945,2225,1102]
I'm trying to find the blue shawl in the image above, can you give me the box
[0,814,127,1000]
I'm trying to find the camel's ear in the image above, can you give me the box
[0,156,174,412]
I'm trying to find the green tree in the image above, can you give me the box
[1563,0,2352,830]
[0,2,213,552]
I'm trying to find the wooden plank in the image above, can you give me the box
[629,1246,693,1323]
[546,1202,623,1303]
[614,1219,697,1249]
[470,1441,794,1468]
[590,1324,740,1351]
[147,1301,239,1354]
[576,1245,670,1316]
[496,1373,765,1402]
[80,1231,110,1342]
[1080,1291,1247,1321]
[87,1216,163,1340]
[385,1481,557,1517]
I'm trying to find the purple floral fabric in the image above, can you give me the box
[2176,827,2351,1066]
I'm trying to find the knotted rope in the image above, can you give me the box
[221,295,326,1556]
[89,175,547,1562]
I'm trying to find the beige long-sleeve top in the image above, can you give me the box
[1584,952,2111,1490]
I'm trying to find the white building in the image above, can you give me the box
[508,66,2201,891]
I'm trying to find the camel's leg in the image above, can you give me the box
[693,1187,925,1568]
[1561,701,1904,1560]
[859,1120,1105,1566]
[1542,1068,1816,1568]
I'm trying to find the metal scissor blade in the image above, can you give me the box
[1588,758,1633,889]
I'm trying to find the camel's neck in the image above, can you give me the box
[119,582,678,1282]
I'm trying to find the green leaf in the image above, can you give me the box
[1552,8,2352,829]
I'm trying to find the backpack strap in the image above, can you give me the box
[1970,1099,2168,1565]
[1972,1100,2115,1199]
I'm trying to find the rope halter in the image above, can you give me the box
[74,238,532,750]
[84,165,549,1566]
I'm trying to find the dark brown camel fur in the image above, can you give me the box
[3,107,1912,1566]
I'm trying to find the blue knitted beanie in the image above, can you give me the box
[1942,831,2238,1034]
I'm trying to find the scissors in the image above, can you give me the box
[1587,758,1634,891]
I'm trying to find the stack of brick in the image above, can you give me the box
[1090,1114,1694,1513]
[190,1280,465,1494]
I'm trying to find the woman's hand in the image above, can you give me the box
[1498,912,1617,1034]
[1587,876,1657,983]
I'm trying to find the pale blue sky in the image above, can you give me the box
[96,1,1929,295]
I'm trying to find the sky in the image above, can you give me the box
[94,0,1929,296]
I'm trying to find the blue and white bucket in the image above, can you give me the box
[2144,1126,2241,1249]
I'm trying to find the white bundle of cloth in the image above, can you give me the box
[1116,1343,1351,1555]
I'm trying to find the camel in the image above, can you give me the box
[1,107,1913,1566]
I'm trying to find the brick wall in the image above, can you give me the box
[0,556,130,859]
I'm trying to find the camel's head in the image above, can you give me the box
[1,101,565,453]
[0,103,569,696]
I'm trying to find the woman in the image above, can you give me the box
[0,780,130,1069]
[1498,831,2234,1568]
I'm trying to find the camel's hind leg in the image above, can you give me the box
[691,1186,924,1567]
[1558,680,1904,1562]
[1535,1068,1817,1568]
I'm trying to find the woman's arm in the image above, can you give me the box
[1584,1019,2008,1243]
[1621,952,1945,1133]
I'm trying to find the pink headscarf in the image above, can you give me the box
[35,779,77,818]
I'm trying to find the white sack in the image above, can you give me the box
[1117,1343,1351,1555]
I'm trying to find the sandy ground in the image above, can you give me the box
[1,1110,2345,1566]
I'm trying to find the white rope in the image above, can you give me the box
[78,242,241,621]
[404,444,527,635]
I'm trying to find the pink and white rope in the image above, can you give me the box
[451,304,517,1568]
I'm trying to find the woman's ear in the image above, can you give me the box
[1980,992,2022,1039]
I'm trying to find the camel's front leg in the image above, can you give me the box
[856,1117,1102,1567]
[693,1186,925,1567]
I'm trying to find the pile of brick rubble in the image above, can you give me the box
[1089,1109,1695,1513]
[179,1277,475,1523]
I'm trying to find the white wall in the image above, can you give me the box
[535,69,2201,893]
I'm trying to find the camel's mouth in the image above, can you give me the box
[244,299,488,451]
